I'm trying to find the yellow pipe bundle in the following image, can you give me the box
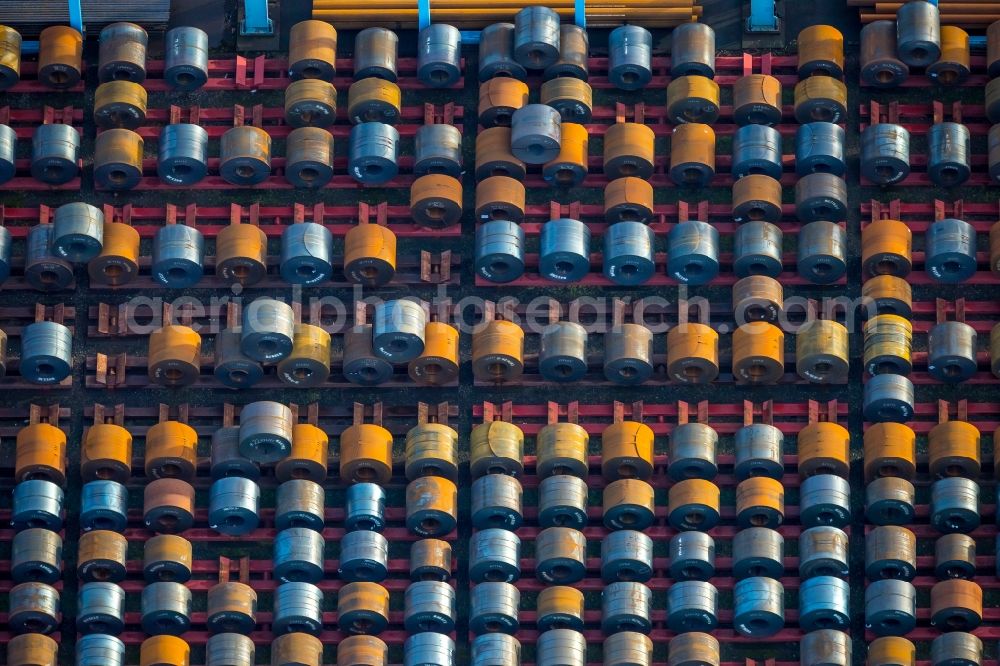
[849,0,1000,26]
[313,0,701,28]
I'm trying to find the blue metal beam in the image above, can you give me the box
[67,0,83,33]
[240,0,274,35]
[747,0,778,33]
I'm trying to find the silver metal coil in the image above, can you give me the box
[800,630,851,666]
[861,21,908,87]
[404,632,454,666]
[12,479,64,531]
[603,323,653,385]
[863,373,915,423]
[469,528,521,583]
[861,124,910,185]
[668,531,715,581]
[601,530,653,583]
[897,0,941,66]
[928,320,978,383]
[513,6,560,69]
[537,629,586,666]
[208,477,260,536]
[472,633,521,666]
[539,218,591,283]
[668,220,719,285]
[603,581,653,634]
[343,324,394,386]
[206,633,255,666]
[795,173,848,223]
[373,299,426,362]
[417,24,461,88]
[151,224,204,288]
[800,526,849,579]
[476,220,525,283]
[77,581,125,635]
[732,125,783,180]
[732,527,784,579]
[285,126,334,188]
[273,581,323,635]
[670,22,715,77]
[348,122,399,185]
[339,530,390,582]
[865,578,916,636]
[214,328,264,388]
[470,582,519,635]
[238,401,293,462]
[796,122,846,177]
[733,576,784,637]
[799,474,851,528]
[471,474,523,530]
[274,526,326,583]
[345,482,386,532]
[77,634,125,666]
[665,580,716,633]
[733,221,782,278]
[98,22,147,83]
[931,631,981,666]
[164,27,208,90]
[11,528,62,583]
[9,581,60,634]
[0,123,13,185]
[538,321,588,382]
[405,580,456,633]
[538,474,588,529]
[935,533,977,580]
[80,480,127,532]
[535,526,587,584]
[414,124,463,177]
[479,23,526,80]
[31,123,79,184]
[157,124,208,185]
[603,221,655,286]
[0,225,11,284]
[354,28,398,81]
[864,525,916,581]
[280,222,333,285]
[510,104,561,164]
[931,477,980,534]
[797,220,846,284]
[926,217,976,284]
[21,321,72,384]
[51,202,103,262]
[866,477,916,526]
[545,24,588,79]
[241,300,296,363]
[141,581,191,635]
[609,25,652,90]
[928,122,971,187]
[733,423,784,481]
[219,126,271,185]
[668,422,719,481]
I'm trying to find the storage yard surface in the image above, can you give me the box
[0,2,996,666]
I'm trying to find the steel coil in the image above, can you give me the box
[796,122,846,177]
[417,24,461,87]
[609,25,652,90]
[206,581,257,634]
[926,217,976,284]
[797,221,846,284]
[603,221,655,285]
[510,103,561,164]
[667,76,720,125]
[141,581,192,635]
[31,123,79,184]
[866,477,916,526]
[404,633,454,666]
[339,529,390,582]
[476,220,525,283]
[668,422,718,481]
[928,122,971,188]
[143,479,195,534]
[799,474,851,528]
[931,631,981,666]
[0,26,20,91]
[935,533,977,580]
[732,577,783,637]
[535,526,587,584]
[219,126,271,185]
[666,580,716,633]
[865,525,916,581]
[668,220,719,285]
[342,324,394,386]
[9,581,60,634]
[373,299,426,362]
[51,202,103,262]
[13,479,64,531]
[897,0,941,66]
[348,122,399,184]
[732,124,782,180]
[164,27,208,90]
[601,530,653,583]
[732,526,784,579]
[865,578,917,636]
[411,539,452,582]
[545,23,588,79]
[668,478,720,530]
[38,25,82,89]
[80,480,127,532]
[669,531,715,581]
[861,21,908,87]
[345,482,386,532]
[98,22,147,83]
[479,23,526,80]
[288,20,337,82]
[238,400,293,462]
[603,479,655,530]
[861,124,910,185]
[798,25,844,78]
[275,479,325,532]
[538,474,588,529]
[472,633,520,666]
[406,475,457,536]
[927,321,977,383]
[733,221,782,278]
[143,534,193,583]
[208,477,260,536]
[931,477,980,534]
[669,123,716,186]
[795,173,847,223]
[863,373,914,423]
[206,633,255,666]
[513,6,560,69]
[539,321,588,381]
[668,632,720,666]
[470,581,519,635]
[469,528,521,583]
[405,581,456,633]
[284,127,334,188]
[733,74,782,126]
[414,123,463,177]
[604,122,655,180]
[800,630,851,666]
[20,321,72,384]
[470,473,522,529]
[213,328,264,389]
[274,527,326,583]
[537,629,585,666]
[603,324,654,385]
[241,300,295,363]
[274,582,323,635]
[279,222,333,285]
[354,27,398,81]
[670,22,714,77]
[337,581,389,635]
[11,527,62,583]
[733,423,784,481]
[77,634,125,666]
